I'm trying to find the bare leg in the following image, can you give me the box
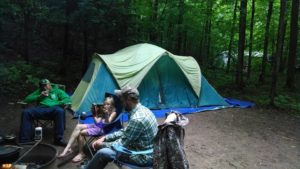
[71,129,89,162]
[58,124,87,157]
[78,129,88,154]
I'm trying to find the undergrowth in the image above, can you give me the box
[0,61,57,99]
[204,68,300,116]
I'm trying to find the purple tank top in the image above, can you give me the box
[96,121,104,128]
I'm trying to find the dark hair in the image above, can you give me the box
[124,94,139,104]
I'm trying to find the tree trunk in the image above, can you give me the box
[226,0,238,73]
[247,0,255,79]
[93,26,99,52]
[279,18,287,73]
[270,0,287,106]
[286,0,299,89]
[59,22,70,75]
[167,21,174,52]
[259,0,274,83]
[150,0,158,43]
[60,0,77,75]
[206,17,212,64]
[23,8,30,63]
[279,1,292,73]
[183,28,187,54]
[82,28,89,76]
[197,24,205,64]
[118,0,131,48]
[236,0,247,88]
[175,0,184,54]
[200,0,213,67]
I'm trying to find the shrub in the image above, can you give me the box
[0,61,56,99]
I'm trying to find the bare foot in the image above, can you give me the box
[72,153,86,163]
[57,148,73,158]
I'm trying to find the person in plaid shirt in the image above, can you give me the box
[84,86,158,169]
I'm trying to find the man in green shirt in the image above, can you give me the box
[19,79,71,146]
[84,86,158,169]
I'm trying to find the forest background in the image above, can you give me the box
[0,0,299,115]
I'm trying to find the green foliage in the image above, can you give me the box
[275,94,300,112]
[204,68,300,114]
[0,61,53,99]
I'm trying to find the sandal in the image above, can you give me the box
[72,153,86,163]
[57,149,73,158]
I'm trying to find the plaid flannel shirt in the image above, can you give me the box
[104,103,158,165]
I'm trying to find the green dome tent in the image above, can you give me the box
[71,43,229,115]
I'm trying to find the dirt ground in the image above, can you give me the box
[0,100,299,169]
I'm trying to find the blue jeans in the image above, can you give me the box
[19,106,65,142]
[85,148,116,169]
[84,147,153,169]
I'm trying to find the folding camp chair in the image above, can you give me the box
[112,144,153,169]
[82,112,124,157]
[79,92,124,157]
[18,84,70,130]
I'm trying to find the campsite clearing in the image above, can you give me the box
[1,100,299,169]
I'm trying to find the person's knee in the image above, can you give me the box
[75,124,81,130]
[22,109,31,117]
[54,106,64,115]
[95,148,115,160]
[76,124,87,132]
[79,130,87,136]
[94,149,107,158]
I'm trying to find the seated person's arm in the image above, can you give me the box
[57,89,72,106]
[93,128,125,149]
[105,111,117,123]
[104,128,124,142]
[104,119,142,147]
[93,105,104,124]
[23,90,42,103]
[93,110,116,124]
[94,116,103,124]
[119,119,143,147]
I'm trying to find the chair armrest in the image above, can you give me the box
[64,105,75,115]
[17,101,30,108]
[17,101,28,105]
[112,144,153,155]
[56,84,66,91]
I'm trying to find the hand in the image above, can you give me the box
[92,136,106,151]
[64,104,71,109]
[103,107,108,114]
[40,90,49,97]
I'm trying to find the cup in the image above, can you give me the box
[80,111,87,120]
[34,127,42,140]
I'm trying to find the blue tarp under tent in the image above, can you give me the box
[71,43,253,118]
[80,98,254,123]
